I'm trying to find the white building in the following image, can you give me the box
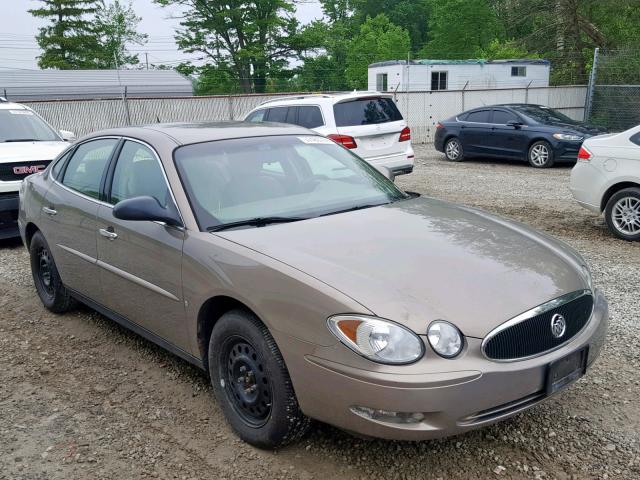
[368,59,550,92]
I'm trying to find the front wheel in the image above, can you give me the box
[604,188,640,241]
[444,137,464,162]
[29,231,76,313]
[528,140,555,168]
[208,310,310,448]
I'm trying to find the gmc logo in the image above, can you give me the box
[13,165,46,175]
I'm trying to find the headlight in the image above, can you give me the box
[553,133,583,141]
[327,315,424,364]
[427,321,463,358]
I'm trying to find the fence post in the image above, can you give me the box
[122,86,132,125]
[2,88,6,100]
[524,80,533,104]
[228,95,234,120]
[584,47,599,122]
[461,81,469,111]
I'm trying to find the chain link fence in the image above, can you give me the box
[586,49,640,131]
[24,85,587,144]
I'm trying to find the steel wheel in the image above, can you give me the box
[37,246,55,298]
[611,196,640,236]
[445,138,463,161]
[221,336,273,427]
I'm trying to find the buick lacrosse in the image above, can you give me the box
[19,122,608,448]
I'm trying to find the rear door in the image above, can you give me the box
[333,96,406,159]
[95,139,188,351]
[488,109,529,159]
[459,109,493,155]
[40,138,119,298]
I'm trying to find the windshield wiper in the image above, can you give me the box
[319,202,390,217]
[3,138,43,142]
[207,216,306,232]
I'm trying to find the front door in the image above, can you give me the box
[40,138,119,298]
[95,140,189,351]
[488,109,529,159]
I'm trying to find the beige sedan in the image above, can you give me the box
[19,122,608,448]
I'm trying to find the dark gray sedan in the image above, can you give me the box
[19,122,608,448]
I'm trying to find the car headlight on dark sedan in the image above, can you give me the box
[328,315,424,364]
[553,133,583,141]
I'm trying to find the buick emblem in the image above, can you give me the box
[550,313,567,339]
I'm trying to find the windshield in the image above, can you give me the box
[174,135,407,230]
[333,97,403,126]
[511,105,580,125]
[0,109,61,142]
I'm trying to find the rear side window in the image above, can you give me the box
[51,150,73,180]
[630,132,640,146]
[267,107,296,123]
[492,110,519,124]
[333,97,402,127]
[246,110,266,122]
[62,138,118,199]
[110,141,168,206]
[297,106,323,128]
[466,110,491,123]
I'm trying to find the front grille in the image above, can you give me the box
[483,292,593,361]
[0,160,50,181]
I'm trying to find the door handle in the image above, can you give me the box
[99,228,118,240]
[42,206,57,216]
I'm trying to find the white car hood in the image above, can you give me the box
[0,141,68,163]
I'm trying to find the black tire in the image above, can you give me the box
[29,230,76,313]
[208,309,310,448]
[528,140,555,168]
[604,187,640,241]
[444,137,464,162]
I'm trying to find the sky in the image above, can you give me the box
[1,0,324,70]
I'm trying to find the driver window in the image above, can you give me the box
[110,141,169,206]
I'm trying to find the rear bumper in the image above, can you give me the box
[363,150,415,176]
[570,162,606,213]
[276,289,608,441]
[0,192,20,240]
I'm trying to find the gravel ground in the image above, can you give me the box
[1,145,638,480]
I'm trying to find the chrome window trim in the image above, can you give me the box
[481,289,594,363]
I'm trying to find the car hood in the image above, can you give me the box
[0,141,68,163]
[534,122,606,136]
[216,197,588,338]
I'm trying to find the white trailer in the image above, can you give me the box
[368,59,550,92]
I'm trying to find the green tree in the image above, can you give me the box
[29,0,101,69]
[94,0,148,68]
[155,0,301,93]
[476,39,540,60]
[345,14,410,89]
[420,0,502,59]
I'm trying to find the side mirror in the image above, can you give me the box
[59,130,76,142]
[377,166,396,183]
[506,121,522,129]
[113,196,183,227]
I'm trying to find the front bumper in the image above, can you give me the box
[553,140,583,162]
[0,192,20,240]
[276,289,608,440]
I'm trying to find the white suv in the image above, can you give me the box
[570,124,640,241]
[244,92,415,176]
[0,98,73,239]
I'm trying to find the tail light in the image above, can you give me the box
[577,146,592,161]
[435,122,444,129]
[327,134,357,149]
[399,126,411,142]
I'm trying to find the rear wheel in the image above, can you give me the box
[604,188,640,241]
[29,231,76,313]
[528,140,554,168]
[208,310,310,448]
[444,137,464,162]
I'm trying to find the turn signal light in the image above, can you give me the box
[577,146,592,161]
[435,122,444,129]
[399,126,411,142]
[327,134,357,149]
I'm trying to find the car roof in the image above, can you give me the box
[253,91,394,109]
[0,99,29,111]
[81,121,319,146]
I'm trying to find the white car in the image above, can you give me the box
[570,125,640,241]
[244,92,415,176]
[0,98,74,239]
